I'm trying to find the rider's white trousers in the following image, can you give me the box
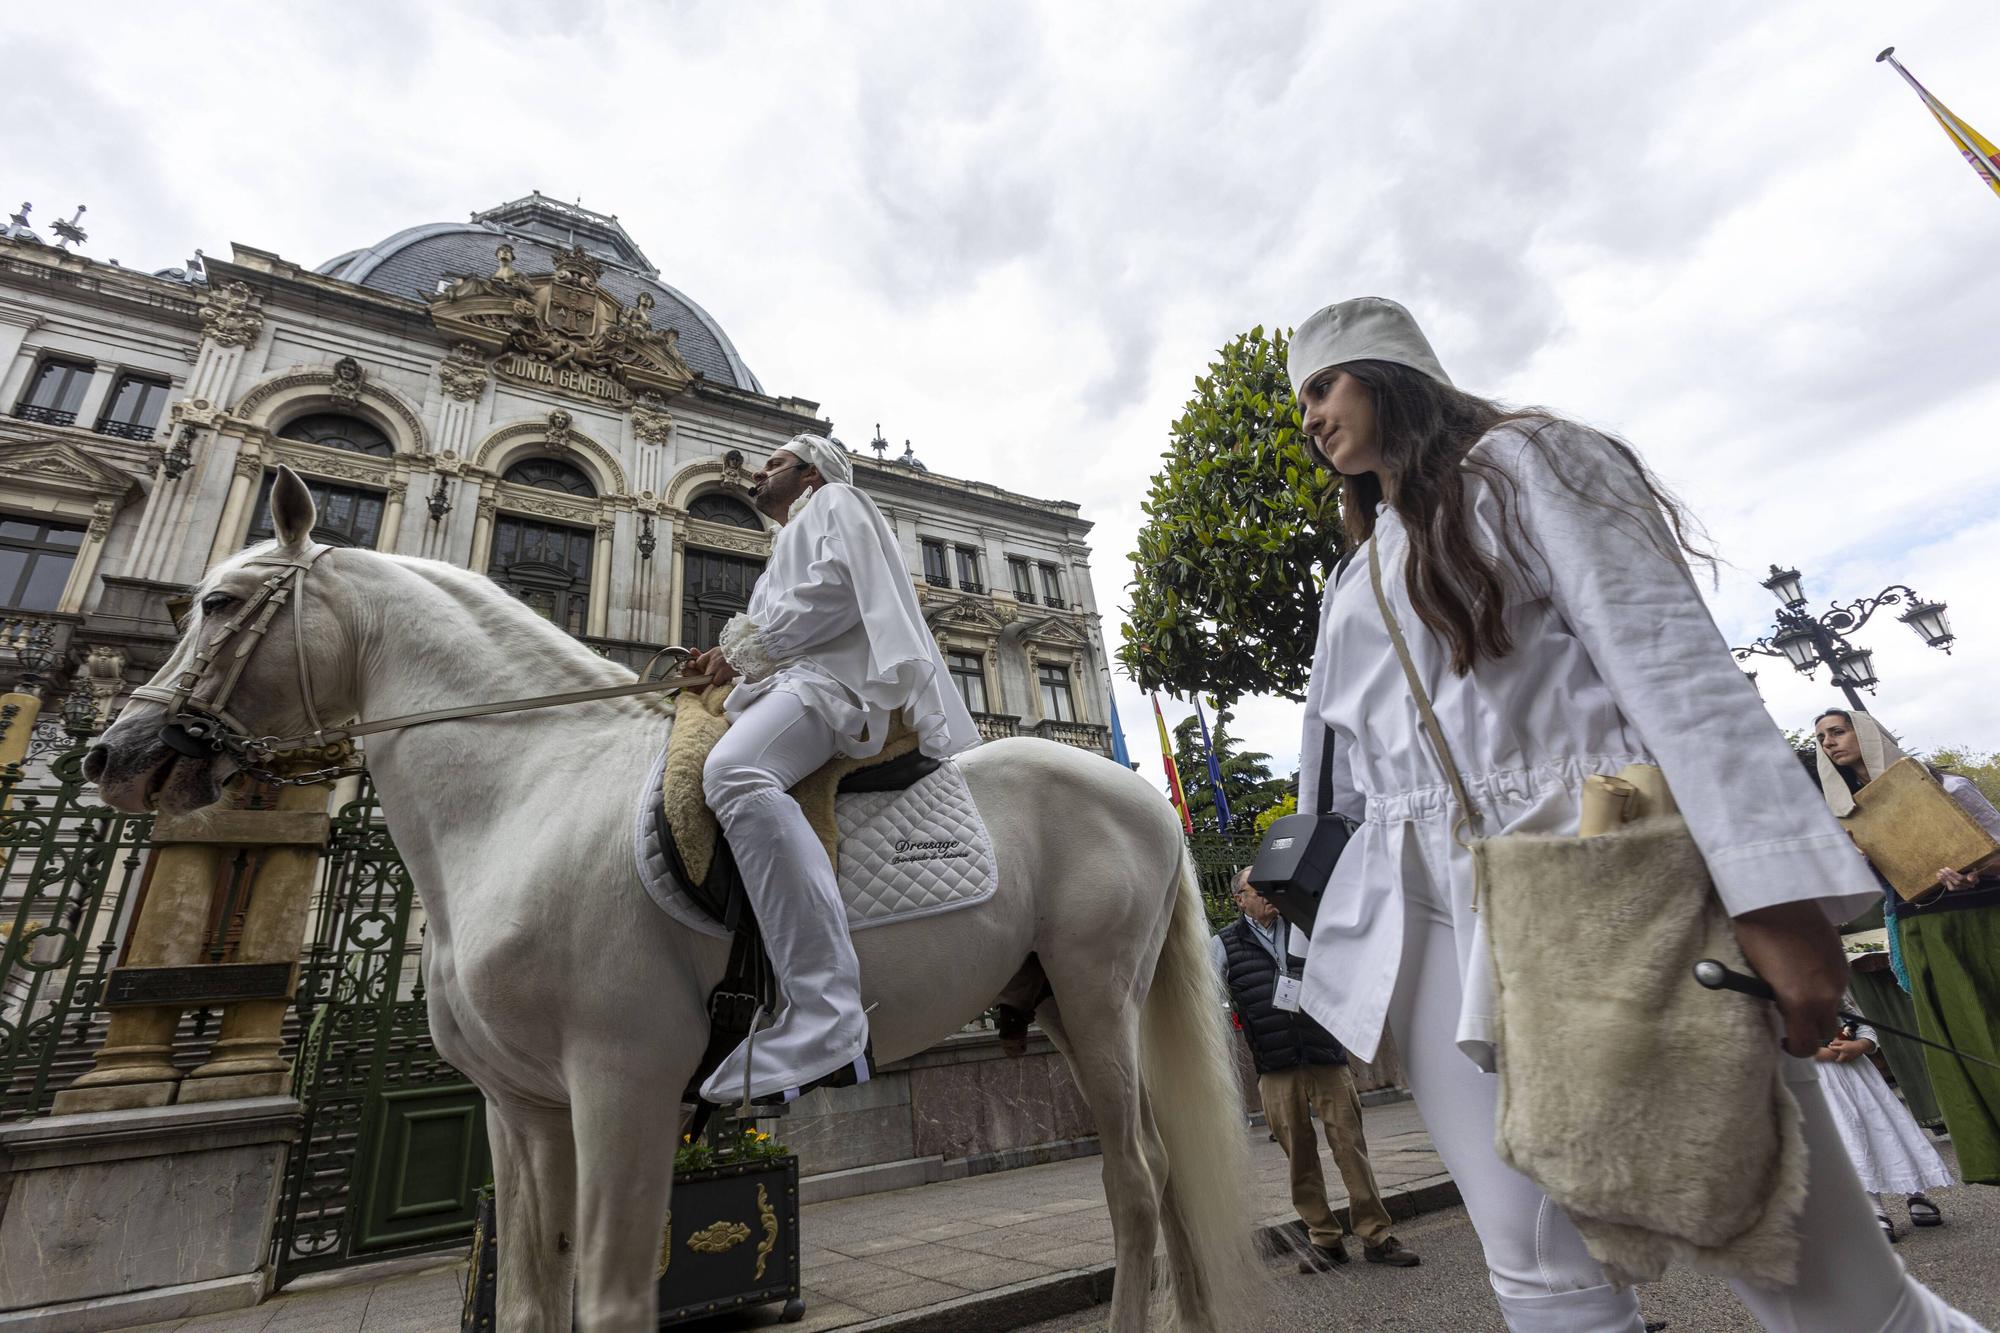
[696,690,868,1103]
[1392,870,1986,1333]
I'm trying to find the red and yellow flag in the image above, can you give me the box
[1879,48,2000,199]
[1152,694,1193,834]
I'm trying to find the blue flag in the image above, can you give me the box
[1195,698,1232,832]
[1107,692,1133,768]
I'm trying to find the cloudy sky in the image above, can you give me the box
[9,0,2000,781]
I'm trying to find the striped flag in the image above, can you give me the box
[1194,697,1233,833]
[1878,48,2000,199]
[1152,694,1193,834]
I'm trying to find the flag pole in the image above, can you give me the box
[1877,47,2000,197]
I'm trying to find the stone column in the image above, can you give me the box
[469,492,497,572]
[177,771,338,1104]
[588,516,616,637]
[55,499,117,615]
[206,447,264,568]
[0,307,43,405]
[377,474,407,555]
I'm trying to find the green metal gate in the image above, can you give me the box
[272,778,490,1285]
[0,748,153,1119]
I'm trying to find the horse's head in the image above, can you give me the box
[87,467,365,814]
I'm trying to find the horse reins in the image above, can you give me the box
[126,543,709,786]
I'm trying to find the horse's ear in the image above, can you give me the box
[270,466,317,550]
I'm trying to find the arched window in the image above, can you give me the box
[682,549,764,651]
[246,473,384,548]
[489,516,593,635]
[688,493,759,529]
[502,457,597,497]
[277,412,394,457]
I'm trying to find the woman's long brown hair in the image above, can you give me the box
[1327,360,1710,675]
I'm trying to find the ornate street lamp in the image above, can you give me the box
[636,512,657,561]
[426,471,453,523]
[1770,624,1819,674]
[1734,562,1953,711]
[60,677,100,738]
[1759,564,1807,609]
[1897,598,1954,652]
[11,621,59,694]
[161,424,197,481]
[1829,647,1878,693]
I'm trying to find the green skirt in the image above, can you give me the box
[1898,903,2000,1185]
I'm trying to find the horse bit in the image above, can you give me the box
[126,544,707,788]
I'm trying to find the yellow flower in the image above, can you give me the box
[682,1134,691,1144]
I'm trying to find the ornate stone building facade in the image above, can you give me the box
[0,194,1113,753]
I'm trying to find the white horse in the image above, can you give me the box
[86,470,1262,1332]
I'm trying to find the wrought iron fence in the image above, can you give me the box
[1187,833,1263,934]
[0,746,154,1120]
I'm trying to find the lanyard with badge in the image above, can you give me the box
[1269,918,1304,1012]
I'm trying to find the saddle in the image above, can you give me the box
[657,685,937,1113]
[656,684,936,920]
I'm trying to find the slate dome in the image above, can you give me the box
[317,192,762,393]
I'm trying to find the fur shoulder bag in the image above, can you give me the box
[1368,539,1806,1286]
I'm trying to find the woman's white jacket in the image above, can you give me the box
[1295,422,1877,1070]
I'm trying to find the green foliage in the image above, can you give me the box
[1118,326,1347,704]
[1170,707,1288,833]
[675,1125,787,1175]
[1927,747,2000,811]
[1253,793,1297,837]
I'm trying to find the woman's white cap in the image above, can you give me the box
[1287,297,1451,395]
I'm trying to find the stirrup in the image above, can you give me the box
[751,1042,874,1108]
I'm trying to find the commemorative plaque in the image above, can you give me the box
[103,962,296,1008]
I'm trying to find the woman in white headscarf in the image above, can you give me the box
[1283,296,1983,1331]
[1816,708,2000,1192]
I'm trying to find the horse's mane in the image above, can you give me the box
[220,540,637,687]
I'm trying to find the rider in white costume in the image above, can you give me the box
[692,434,980,1104]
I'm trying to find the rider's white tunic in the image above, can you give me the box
[1294,422,1879,1070]
[720,482,979,759]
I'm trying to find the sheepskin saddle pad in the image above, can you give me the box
[634,684,998,936]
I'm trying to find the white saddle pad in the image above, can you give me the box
[634,746,999,940]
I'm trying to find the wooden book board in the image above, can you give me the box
[1839,758,2000,901]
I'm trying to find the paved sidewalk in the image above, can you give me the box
[136,1100,1448,1333]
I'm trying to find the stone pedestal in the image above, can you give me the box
[0,1096,299,1332]
[178,788,334,1103]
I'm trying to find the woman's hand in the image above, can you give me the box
[1936,866,1978,891]
[1729,900,1847,1057]
[1825,1036,1877,1064]
[691,646,737,691]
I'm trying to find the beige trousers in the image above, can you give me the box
[1259,1061,1394,1248]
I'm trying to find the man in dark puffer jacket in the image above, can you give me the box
[1213,868,1419,1272]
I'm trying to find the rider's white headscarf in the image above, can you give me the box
[787,433,854,487]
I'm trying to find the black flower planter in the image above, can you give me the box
[462,1155,804,1329]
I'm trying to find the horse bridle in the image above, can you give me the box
[126,543,708,787]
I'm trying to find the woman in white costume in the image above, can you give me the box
[1286,297,1982,1331]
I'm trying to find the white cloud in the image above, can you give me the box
[7,0,1998,795]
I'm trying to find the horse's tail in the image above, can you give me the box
[1141,845,1266,1329]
